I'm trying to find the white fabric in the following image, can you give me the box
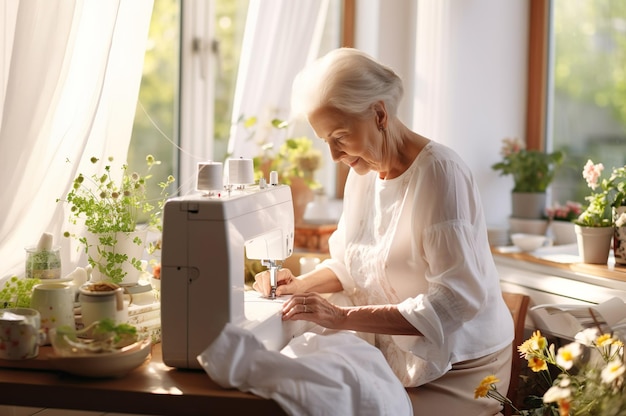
[198,323,412,416]
[226,0,329,160]
[0,0,153,282]
[320,141,514,387]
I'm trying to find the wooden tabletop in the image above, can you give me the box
[0,343,285,416]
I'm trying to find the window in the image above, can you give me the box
[545,0,626,204]
[127,0,250,205]
[127,0,348,207]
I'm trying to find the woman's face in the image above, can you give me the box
[308,105,382,175]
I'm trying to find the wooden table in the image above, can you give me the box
[0,343,285,416]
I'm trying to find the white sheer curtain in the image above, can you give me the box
[226,0,329,160]
[0,0,153,282]
[413,0,451,143]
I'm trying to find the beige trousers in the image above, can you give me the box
[406,344,512,416]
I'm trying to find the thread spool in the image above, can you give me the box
[196,162,223,192]
[228,158,254,185]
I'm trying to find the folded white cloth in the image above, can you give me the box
[198,323,412,416]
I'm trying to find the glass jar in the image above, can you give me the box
[25,246,62,279]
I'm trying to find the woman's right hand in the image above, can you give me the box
[252,268,303,298]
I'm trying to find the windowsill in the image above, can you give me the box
[492,244,626,290]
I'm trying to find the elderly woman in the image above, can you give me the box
[254,48,513,415]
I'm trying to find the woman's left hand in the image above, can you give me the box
[282,292,346,329]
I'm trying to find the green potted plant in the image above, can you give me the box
[575,160,626,264]
[241,116,322,188]
[238,116,323,225]
[492,137,564,219]
[58,155,175,285]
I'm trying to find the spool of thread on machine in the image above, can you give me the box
[196,161,224,193]
[228,157,255,186]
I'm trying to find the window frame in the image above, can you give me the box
[526,0,550,152]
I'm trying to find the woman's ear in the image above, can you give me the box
[373,101,388,130]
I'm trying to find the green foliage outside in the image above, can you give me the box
[552,0,626,203]
[127,0,249,221]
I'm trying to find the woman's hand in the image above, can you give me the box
[281,292,347,329]
[252,268,303,297]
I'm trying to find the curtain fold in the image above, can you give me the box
[0,0,153,282]
[226,0,328,161]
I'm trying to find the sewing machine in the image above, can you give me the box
[160,181,306,369]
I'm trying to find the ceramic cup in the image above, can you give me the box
[30,283,76,345]
[79,282,130,327]
[0,308,46,360]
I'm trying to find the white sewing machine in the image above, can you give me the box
[160,181,306,369]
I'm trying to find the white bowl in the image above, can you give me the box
[511,233,552,252]
[508,217,549,235]
[48,338,151,378]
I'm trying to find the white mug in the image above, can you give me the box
[79,282,130,327]
[30,283,75,345]
[0,308,46,359]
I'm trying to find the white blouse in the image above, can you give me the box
[320,141,514,387]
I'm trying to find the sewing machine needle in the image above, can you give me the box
[269,267,277,299]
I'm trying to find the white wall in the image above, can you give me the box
[354,0,529,228]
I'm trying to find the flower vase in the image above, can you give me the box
[511,192,547,219]
[574,225,613,264]
[614,206,626,266]
[86,229,147,286]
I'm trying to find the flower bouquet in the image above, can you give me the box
[475,328,626,415]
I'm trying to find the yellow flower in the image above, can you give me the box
[518,330,547,358]
[528,356,548,372]
[474,375,499,399]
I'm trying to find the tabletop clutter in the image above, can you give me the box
[0,232,161,376]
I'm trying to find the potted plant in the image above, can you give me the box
[574,160,626,264]
[492,137,564,219]
[239,116,323,224]
[242,117,322,187]
[58,155,175,285]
